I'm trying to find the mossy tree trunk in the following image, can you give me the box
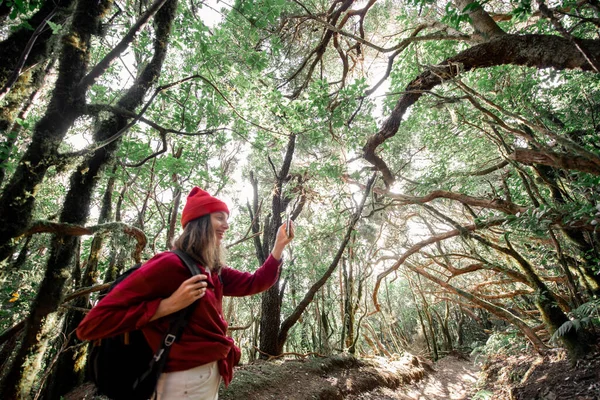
[250,135,295,357]
[52,0,177,396]
[0,0,107,394]
[0,0,74,133]
[475,234,589,359]
[0,0,178,396]
[0,58,55,187]
[46,169,117,399]
[0,0,109,265]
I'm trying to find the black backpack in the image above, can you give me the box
[88,249,201,400]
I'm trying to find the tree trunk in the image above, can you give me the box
[0,0,73,129]
[0,58,54,187]
[276,175,375,355]
[256,135,295,357]
[406,262,548,354]
[432,303,453,352]
[0,0,74,86]
[455,309,465,347]
[46,171,116,399]
[0,0,108,396]
[342,256,355,351]
[479,235,589,359]
[0,0,178,395]
[0,0,108,265]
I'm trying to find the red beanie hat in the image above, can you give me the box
[181,187,229,228]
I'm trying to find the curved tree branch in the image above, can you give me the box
[363,34,600,186]
[79,0,172,89]
[372,218,507,310]
[20,221,147,262]
[508,148,600,175]
[0,6,57,102]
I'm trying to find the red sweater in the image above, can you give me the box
[77,251,281,386]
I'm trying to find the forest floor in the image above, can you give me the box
[476,347,600,400]
[65,347,600,399]
[218,348,600,400]
[345,353,479,400]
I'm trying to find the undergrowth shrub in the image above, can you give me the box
[470,330,528,363]
[550,299,600,344]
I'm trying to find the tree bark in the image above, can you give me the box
[0,58,54,187]
[46,169,117,399]
[0,0,74,83]
[0,0,177,395]
[0,0,109,265]
[0,0,74,113]
[509,148,600,176]
[257,135,296,357]
[363,34,600,185]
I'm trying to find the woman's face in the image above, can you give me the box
[210,212,229,245]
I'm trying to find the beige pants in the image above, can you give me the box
[155,361,221,400]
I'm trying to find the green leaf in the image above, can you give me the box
[46,21,62,34]
[462,1,481,12]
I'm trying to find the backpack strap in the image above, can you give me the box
[169,250,203,338]
[172,249,201,276]
[133,250,203,397]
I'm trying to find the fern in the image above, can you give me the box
[472,390,494,400]
[550,299,600,343]
[573,299,600,317]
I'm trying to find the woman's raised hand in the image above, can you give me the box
[271,221,295,260]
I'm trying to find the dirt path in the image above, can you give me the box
[350,355,480,400]
[403,356,479,399]
[67,354,481,400]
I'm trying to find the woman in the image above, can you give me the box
[77,187,294,399]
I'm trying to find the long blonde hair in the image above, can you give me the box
[173,215,225,271]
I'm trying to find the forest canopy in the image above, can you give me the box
[0,0,599,398]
